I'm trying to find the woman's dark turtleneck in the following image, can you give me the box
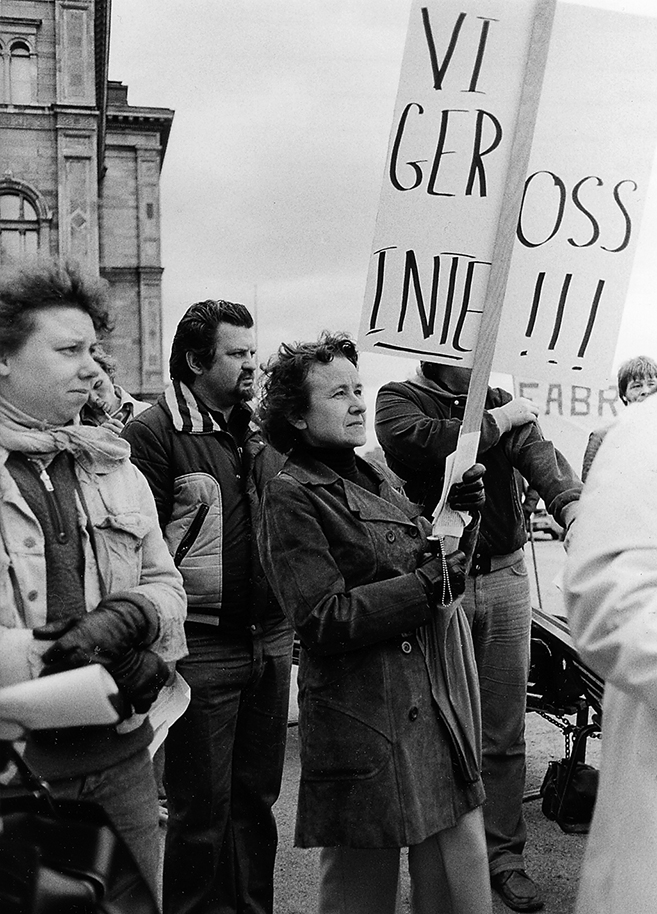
[300,443,379,494]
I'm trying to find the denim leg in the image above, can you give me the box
[232,622,293,914]
[163,633,247,914]
[462,557,531,875]
[47,748,161,901]
[162,622,293,914]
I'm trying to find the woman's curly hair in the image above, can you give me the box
[258,331,359,453]
[0,259,112,357]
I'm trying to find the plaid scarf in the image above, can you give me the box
[0,393,129,471]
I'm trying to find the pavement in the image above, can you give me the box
[272,537,601,913]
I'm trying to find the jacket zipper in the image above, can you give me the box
[174,503,210,567]
[29,462,68,544]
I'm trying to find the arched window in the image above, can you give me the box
[0,192,40,263]
[10,40,32,105]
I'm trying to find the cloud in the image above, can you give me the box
[110,0,657,443]
[110,1,410,360]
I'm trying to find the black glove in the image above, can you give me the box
[448,463,486,513]
[34,595,158,670]
[416,548,467,606]
[108,649,170,715]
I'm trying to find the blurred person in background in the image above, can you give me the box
[257,332,492,914]
[80,343,151,429]
[581,354,657,482]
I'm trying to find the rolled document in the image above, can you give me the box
[0,665,121,739]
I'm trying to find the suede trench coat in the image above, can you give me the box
[258,450,484,849]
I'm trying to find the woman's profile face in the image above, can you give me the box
[293,356,367,449]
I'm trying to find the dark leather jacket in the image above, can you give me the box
[375,377,582,559]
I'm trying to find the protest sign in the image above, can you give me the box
[358,0,556,534]
[359,0,657,389]
[514,375,620,475]
[359,0,547,366]
[495,3,657,386]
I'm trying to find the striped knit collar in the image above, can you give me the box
[164,381,224,434]
[164,380,254,436]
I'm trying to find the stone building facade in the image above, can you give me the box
[0,0,173,398]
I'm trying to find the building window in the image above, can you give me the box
[9,40,32,104]
[0,192,40,263]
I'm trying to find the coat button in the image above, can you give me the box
[408,707,419,721]
[386,531,396,542]
[27,590,38,601]
[24,537,36,548]
[401,641,412,654]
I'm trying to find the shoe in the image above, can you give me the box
[491,870,544,912]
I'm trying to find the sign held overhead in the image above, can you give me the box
[359,0,657,389]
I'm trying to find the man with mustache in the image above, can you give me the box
[123,300,293,914]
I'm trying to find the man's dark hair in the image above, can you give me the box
[0,259,113,357]
[258,331,358,454]
[617,355,657,404]
[169,299,254,386]
[91,343,118,382]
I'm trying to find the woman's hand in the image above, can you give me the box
[416,547,467,606]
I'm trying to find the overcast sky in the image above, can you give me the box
[108,0,657,451]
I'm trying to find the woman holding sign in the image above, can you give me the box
[256,332,491,914]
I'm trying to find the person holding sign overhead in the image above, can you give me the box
[375,361,582,913]
[257,333,492,914]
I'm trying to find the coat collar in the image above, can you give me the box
[408,370,460,400]
[282,451,421,525]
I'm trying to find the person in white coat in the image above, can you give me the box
[563,388,657,914]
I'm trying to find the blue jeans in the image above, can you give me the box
[162,618,293,914]
[462,556,531,876]
[47,747,160,900]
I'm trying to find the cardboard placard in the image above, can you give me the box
[359,0,657,390]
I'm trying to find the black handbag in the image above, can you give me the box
[540,751,599,834]
[0,742,158,914]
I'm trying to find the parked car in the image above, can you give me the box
[530,504,564,540]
